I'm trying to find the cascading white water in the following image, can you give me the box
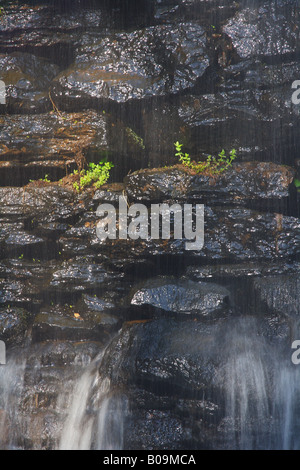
[272,366,300,450]
[223,337,271,449]
[58,349,128,451]
[0,353,27,449]
[221,318,300,450]
[1,318,298,450]
[95,393,128,450]
[58,359,101,450]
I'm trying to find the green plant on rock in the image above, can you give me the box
[294,178,300,193]
[174,141,237,175]
[174,141,191,167]
[40,174,51,183]
[73,160,114,192]
[29,174,51,184]
[125,127,145,150]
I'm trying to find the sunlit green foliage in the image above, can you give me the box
[174,141,237,175]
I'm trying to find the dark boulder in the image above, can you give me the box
[124,162,295,205]
[223,1,299,60]
[0,306,31,346]
[0,52,59,113]
[130,276,230,317]
[51,23,210,106]
[31,306,121,343]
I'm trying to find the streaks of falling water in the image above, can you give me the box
[58,360,100,450]
[0,353,27,449]
[1,320,299,450]
[223,337,271,450]
[95,393,128,450]
[58,348,128,451]
[272,366,300,450]
[222,318,300,450]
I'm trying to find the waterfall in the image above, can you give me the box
[58,348,128,451]
[58,359,100,450]
[95,393,128,450]
[1,318,299,450]
[221,317,300,450]
[223,333,272,449]
[0,352,27,449]
[272,367,300,450]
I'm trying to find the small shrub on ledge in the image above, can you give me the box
[174,141,237,175]
[72,160,114,192]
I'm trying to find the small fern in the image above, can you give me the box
[175,142,237,175]
[73,160,114,192]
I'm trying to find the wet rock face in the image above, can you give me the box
[0,112,144,185]
[0,0,299,167]
[0,0,299,451]
[57,162,299,263]
[0,52,59,113]
[251,273,300,319]
[0,307,31,346]
[52,23,210,106]
[59,206,300,262]
[32,307,121,343]
[94,313,295,450]
[0,163,299,451]
[223,1,299,60]
[0,113,104,184]
[153,0,239,23]
[124,162,295,203]
[130,277,230,317]
[177,88,300,165]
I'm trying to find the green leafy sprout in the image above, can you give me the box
[174,141,237,175]
[125,127,145,150]
[294,178,300,192]
[73,160,114,192]
[40,174,51,183]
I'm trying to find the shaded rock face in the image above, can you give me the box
[58,165,299,263]
[0,52,59,113]
[0,0,299,452]
[89,315,298,450]
[130,277,230,317]
[52,23,210,106]
[0,112,145,186]
[124,162,295,204]
[0,0,299,167]
[223,1,299,60]
[0,159,299,450]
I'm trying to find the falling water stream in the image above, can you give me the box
[0,354,27,449]
[221,318,300,450]
[58,348,128,450]
[0,315,299,450]
[57,317,300,450]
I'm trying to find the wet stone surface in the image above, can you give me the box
[0,0,299,451]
